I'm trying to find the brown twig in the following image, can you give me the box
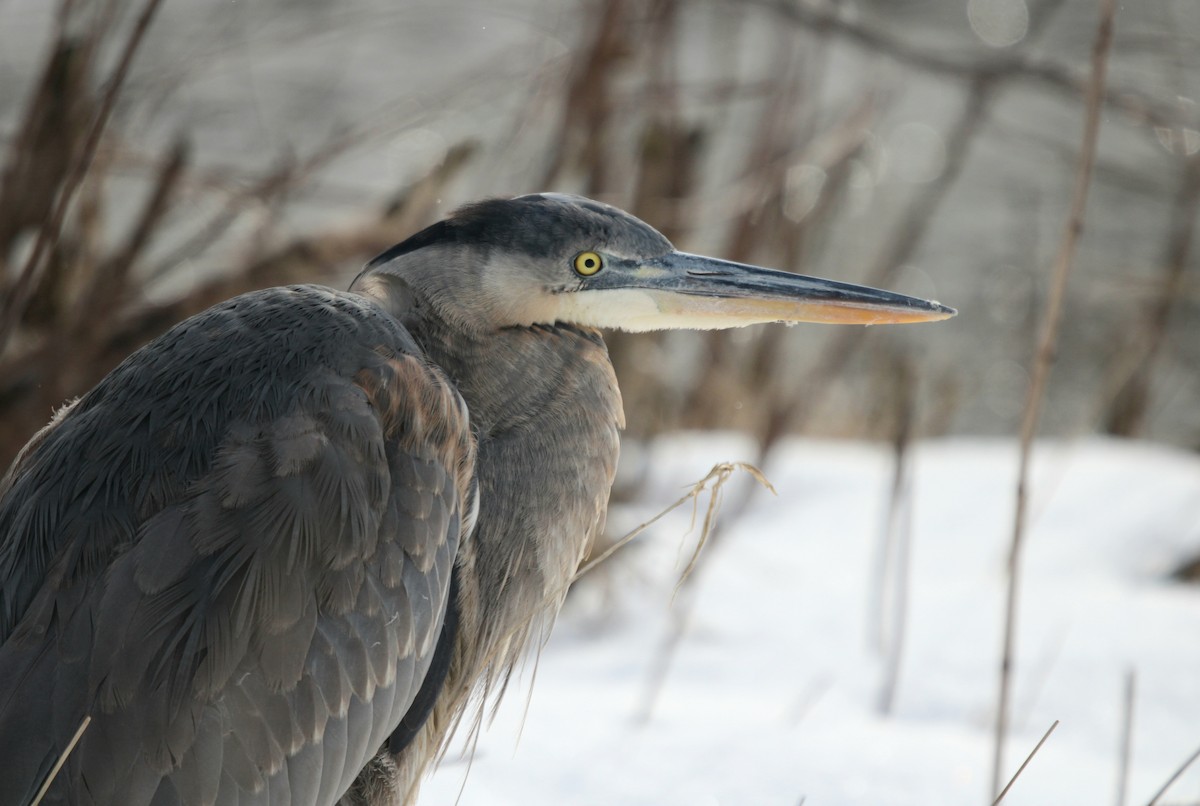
[990,0,1116,798]
[778,74,990,441]
[77,135,189,326]
[749,0,1070,448]
[1102,152,1200,436]
[536,0,627,193]
[748,0,1180,131]
[574,462,774,584]
[992,719,1060,805]
[0,143,475,469]
[680,31,809,430]
[629,463,775,722]
[0,15,92,275]
[454,462,774,743]
[0,0,165,353]
[142,123,387,282]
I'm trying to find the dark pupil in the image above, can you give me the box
[585,258,595,268]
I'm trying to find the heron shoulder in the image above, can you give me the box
[0,284,476,629]
[0,282,481,803]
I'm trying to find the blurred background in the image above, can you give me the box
[3,1,1199,802]
[2,0,1197,472]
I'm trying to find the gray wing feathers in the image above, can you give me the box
[0,286,474,805]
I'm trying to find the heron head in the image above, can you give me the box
[354,193,955,333]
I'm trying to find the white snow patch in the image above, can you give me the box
[423,436,1200,805]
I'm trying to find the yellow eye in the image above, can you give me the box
[573,251,603,276]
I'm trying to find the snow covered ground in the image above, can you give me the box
[421,436,1200,805]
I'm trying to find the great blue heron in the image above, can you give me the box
[0,193,953,805]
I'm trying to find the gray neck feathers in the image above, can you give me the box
[354,272,624,776]
[405,313,623,667]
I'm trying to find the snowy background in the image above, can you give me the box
[423,436,1200,805]
[2,1,1199,803]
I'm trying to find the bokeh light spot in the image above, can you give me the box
[888,122,947,184]
[784,164,827,223]
[967,0,1029,48]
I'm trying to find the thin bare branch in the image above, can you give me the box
[573,462,774,583]
[450,461,774,742]
[0,142,476,469]
[875,356,915,715]
[0,0,165,352]
[1145,741,1200,806]
[1115,669,1136,806]
[613,463,774,723]
[781,75,990,438]
[1103,152,1200,436]
[991,0,1117,797]
[992,720,1060,805]
[79,135,189,322]
[747,0,1180,130]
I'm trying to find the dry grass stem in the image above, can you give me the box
[673,463,775,596]
[615,463,774,724]
[573,462,774,584]
[30,715,92,806]
[1145,741,1200,806]
[446,461,773,766]
[992,719,1060,805]
[991,0,1116,797]
[1115,669,1135,806]
[875,358,915,715]
[0,0,164,352]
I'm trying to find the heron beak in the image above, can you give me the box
[566,251,956,332]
